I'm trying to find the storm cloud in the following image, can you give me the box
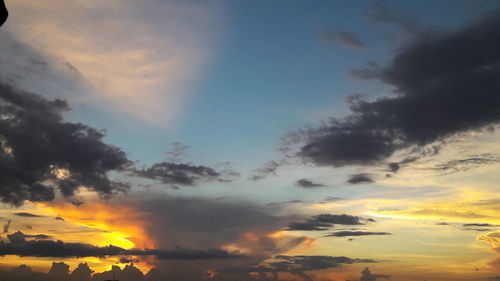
[293,12,500,167]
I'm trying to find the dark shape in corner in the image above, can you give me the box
[0,0,7,27]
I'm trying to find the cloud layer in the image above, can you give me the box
[293,12,500,167]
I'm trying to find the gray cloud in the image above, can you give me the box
[295,179,326,188]
[431,155,500,174]
[273,255,378,271]
[286,221,332,231]
[325,231,392,237]
[0,81,132,205]
[13,212,42,218]
[132,162,234,188]
[292,12,500,168]
[286,214,373,232]
[347,174,374,184]
[322,30,366,49]
[0,231,242,260]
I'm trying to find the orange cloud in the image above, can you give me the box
[38,201,156,250]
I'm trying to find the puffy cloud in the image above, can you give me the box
[0,81,132,205]
[292,12,500,168]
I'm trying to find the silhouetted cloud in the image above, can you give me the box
[325,231,392,237]
[431,155,500,174]
[286,221,332,231]
[313,214,366,225]
[291,12,500,167]
[273,255,378,271]
[347,267,390,281]
[322,30,366,49]
[13,212,42,218]
[132,162,234,188]
[347,174,374,184]
[286,214,373,232]
[0,231,242,260]
[0,81,132,205]
[295,179,326,188]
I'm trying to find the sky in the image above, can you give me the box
[1,0,500,280]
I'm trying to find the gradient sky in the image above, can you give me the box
[1,1,500,281]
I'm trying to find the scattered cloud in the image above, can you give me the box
[295,179,327,188]
[347,174,374,184]
[13,212,42,218]
[132,162,235,188]
[324,231,392,237]
[322,30,366,49]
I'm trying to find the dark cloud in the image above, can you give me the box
[286,221,332,231]
[13,212,42,218]
[0,81,132,205]
[292,12,500,168]
[313,214,365,225]
[347,267,391,281]
[322,30,366,49]
[0,231,242,260]
[55,216,65,221]
[463,223,496,227]
[325,231,392,237]
[368,1,418,32]
[295,179,326,188]
[347,174,374,184]
[273,255,378,271]
[286,214,374,232]
[249,160,282,181]
[132,162,233,188]
[431,155,500,174]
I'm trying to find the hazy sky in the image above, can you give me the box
[1,1,500,281]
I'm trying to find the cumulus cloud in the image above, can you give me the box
[295,179,326,188]
[291,12,500,167]
[0,82,132,205]
[322,30,366,49]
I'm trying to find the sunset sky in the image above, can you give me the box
[1,1,500,281]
